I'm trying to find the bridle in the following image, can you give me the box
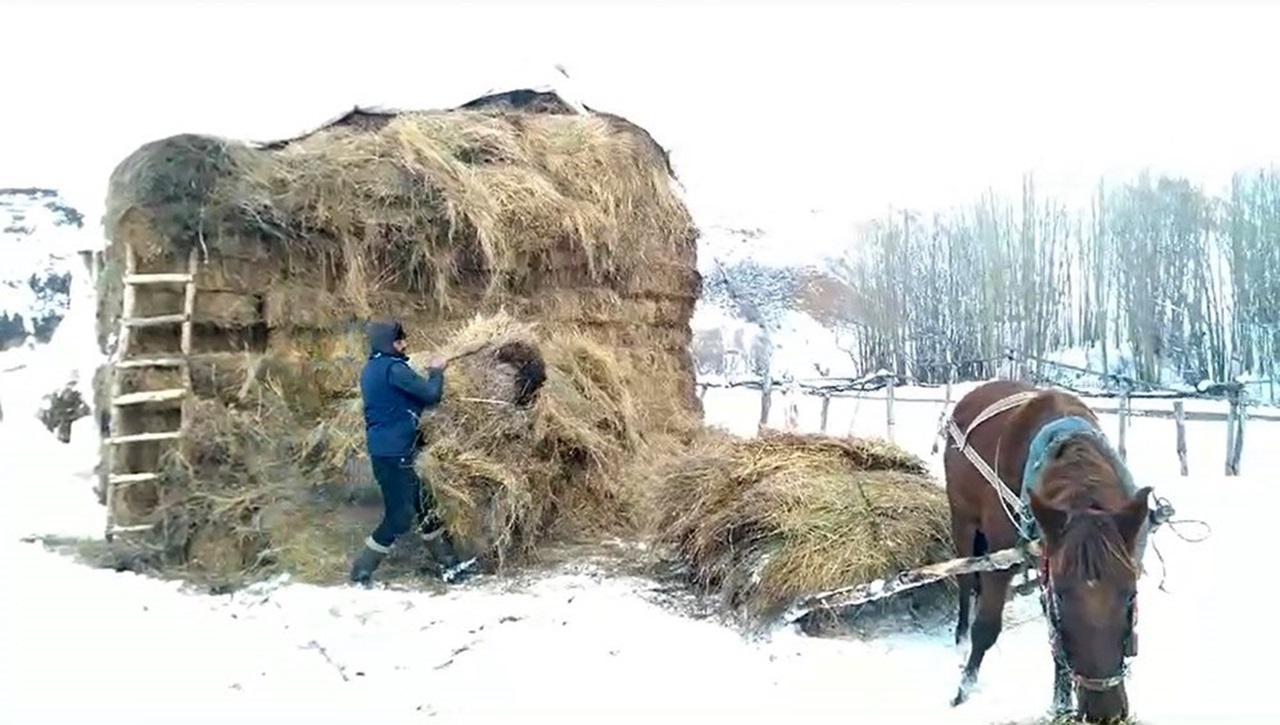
[1038,554,1137,692]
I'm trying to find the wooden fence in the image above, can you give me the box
[695,356,1265,477]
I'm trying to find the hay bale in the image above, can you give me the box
[134,288,261,326]
[649,430,953,620]
[311,311,665,571]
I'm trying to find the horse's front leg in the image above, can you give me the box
[951,569,1014,707]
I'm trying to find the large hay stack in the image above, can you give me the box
[649,430,954,621]
[97,90,700,584]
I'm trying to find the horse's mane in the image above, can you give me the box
[1054,509,1138,582]
[1043,437,1139,583]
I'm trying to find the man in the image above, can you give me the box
[349,319,461,586]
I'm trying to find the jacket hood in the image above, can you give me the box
[367,320,406,357]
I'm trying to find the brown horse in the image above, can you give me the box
[943,380,1152,722]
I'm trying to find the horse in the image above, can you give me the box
[941,379,1154,722]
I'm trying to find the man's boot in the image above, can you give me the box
[420,525,462,578]
[349,539,388,586]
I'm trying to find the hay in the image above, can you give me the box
[134,288,261,326]
[104,107,696,313]
[104,384,370,586]
[99,93,700,422]
[649,429,953,619]
[92,92,701,587]
[310,311,668,571]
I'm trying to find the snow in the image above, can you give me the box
[0,226,104,426]
[1,358,1270,723]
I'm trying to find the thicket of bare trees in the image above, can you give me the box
[836,169,1280,386]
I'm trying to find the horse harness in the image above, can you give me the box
[942,392,1145,692]
[1038,550,1137,691]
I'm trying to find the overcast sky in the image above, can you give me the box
[4,1,1279,239]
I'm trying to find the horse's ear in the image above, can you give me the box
[1112,486,1153,551]
[1028,488,1066,547]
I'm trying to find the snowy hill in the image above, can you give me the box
[0,188,100,434]
[693,215,869,381]
[0,188,85,351]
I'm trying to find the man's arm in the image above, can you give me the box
[388,361,444,408]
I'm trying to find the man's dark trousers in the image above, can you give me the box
[368,455,433,550]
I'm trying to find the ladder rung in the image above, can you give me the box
[107,431,182,445]
[124,273,195,285]
[108,472,160,485]
[122,314,189,328]
[115,356,187,369]
[112,388,188,406]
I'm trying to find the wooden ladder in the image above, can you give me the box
[103,247,199,542]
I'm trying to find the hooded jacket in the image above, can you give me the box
[359,320,444,458]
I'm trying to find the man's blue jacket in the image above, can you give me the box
[360,321,444,458]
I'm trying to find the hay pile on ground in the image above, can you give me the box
[93,90,700,585]
[311,311,666,571]
[649,430,954,620]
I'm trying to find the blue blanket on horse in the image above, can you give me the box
[1019,415,1150,565]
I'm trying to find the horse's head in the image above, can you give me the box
[1028,483,1152,721]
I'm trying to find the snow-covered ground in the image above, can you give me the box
[1,352,1269,723]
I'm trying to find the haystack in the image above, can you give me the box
[95,89,700,585]
[312,311,653,570]
[649,430,953,620]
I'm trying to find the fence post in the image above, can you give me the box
[944,348,955,408]
[1173,400,1188,477]
[1233,402,1246,475]
[1228,384,1246,476]
[1225,384,1241,476]
[697,384,708,402]
[885,375,896,443]
[758,371,773,433]
[932,354,957,455]
[819,393,831,434]
[1116,384,1130,462]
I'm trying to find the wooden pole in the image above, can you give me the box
[1225,388,1239,476]
[758,370,773,433]
[885,375,896,443]
[932,355,957,455]
[1230,393,1246,476]
[784,540,1042,623]
[944,349,955,408]
[1116,386,1130,462]
[1173,400,1188,476]
[819,393,831,433]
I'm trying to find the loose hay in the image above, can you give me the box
[311,311,660,572]
[649,429,954,620]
